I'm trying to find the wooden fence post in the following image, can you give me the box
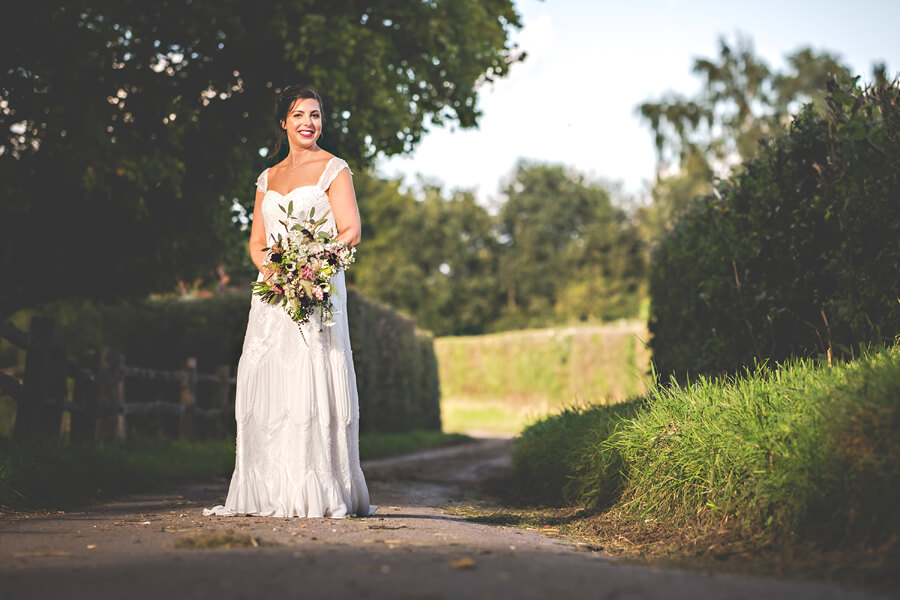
[179,357,197,440]
[111,350,127,442]
[45,337,68,440]
[95,348,126,443]
[71,350,101,445]
[13,316,59,442]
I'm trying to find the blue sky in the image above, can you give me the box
[377,0,899,203]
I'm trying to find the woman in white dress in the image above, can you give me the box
[204,85,375,518]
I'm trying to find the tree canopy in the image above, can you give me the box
[0,1,522,316]
[636,34,864,236]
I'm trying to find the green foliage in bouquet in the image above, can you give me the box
[250,202,355,328]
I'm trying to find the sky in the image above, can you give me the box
[377,0,899,204]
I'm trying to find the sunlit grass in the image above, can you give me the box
[440,398,547,435]
[434,322,650,435]
[511,346,900,549]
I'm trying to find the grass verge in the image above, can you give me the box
[0,429,470,512]
[358,429,471,460]
[486,346,900,588]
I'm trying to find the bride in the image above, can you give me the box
[204,84,375,518]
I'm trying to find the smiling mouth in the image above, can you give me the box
[298,129,315,137]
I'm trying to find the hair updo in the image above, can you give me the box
[272,84,325,159]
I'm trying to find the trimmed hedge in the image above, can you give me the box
[649,79,900,379]
[347,288,441,433]
[4,288,440,434]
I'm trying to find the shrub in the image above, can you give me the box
[4,288,440,435]
[512,346,900,547]
[649,79,900,379]
[510,399,645,505]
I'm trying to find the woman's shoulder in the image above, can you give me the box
[325,154,351,171]
[255,168,268,193]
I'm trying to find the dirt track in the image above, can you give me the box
[0,438,888,600]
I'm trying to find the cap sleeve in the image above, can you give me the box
[255,169,268,193]
[318,158,351,192]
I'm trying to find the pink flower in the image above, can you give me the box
[272,284,284,294]
[301,264,315,281]
[313,287,324,301]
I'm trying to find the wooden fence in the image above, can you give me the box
[0,316,236,444]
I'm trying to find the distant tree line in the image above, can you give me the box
[347,161,646,336]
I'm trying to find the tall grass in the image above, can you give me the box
[512,347,900,547]
[435,322,650,434]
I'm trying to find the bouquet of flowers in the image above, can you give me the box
[250,199,356,334]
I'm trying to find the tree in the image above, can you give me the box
[636,33,858,236]
[496,161,645,329]
[0,1,522,316]
[648,78,900,379]
[346,174,501,336]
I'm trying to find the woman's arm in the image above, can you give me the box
[248,188,270,275]
[327,168,362,247]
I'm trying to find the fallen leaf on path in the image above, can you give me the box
[86,544,96,549]
[174,531,267,549]
[449,557,476,569]
[162,525,197,533]
[366,524,408,530]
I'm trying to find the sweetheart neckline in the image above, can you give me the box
[264,185,324,198]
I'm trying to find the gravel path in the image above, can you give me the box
[0,437,888,600]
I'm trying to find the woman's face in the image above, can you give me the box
[281,97,323,149]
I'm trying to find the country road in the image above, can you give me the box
[0,437,888,600]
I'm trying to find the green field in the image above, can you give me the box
[435,322,650,435]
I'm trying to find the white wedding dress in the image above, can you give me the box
[204,156,375,518]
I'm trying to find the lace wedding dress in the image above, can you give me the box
[204,156,375,518]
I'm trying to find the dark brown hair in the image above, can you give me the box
[273,84,325,158]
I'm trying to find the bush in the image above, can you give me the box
[3,288,440,435]
[512,346,900,547]
[511,399,644,505]
[347,288,441,433]
[649,79,900,379]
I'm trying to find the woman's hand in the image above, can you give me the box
[259,264,276,283]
